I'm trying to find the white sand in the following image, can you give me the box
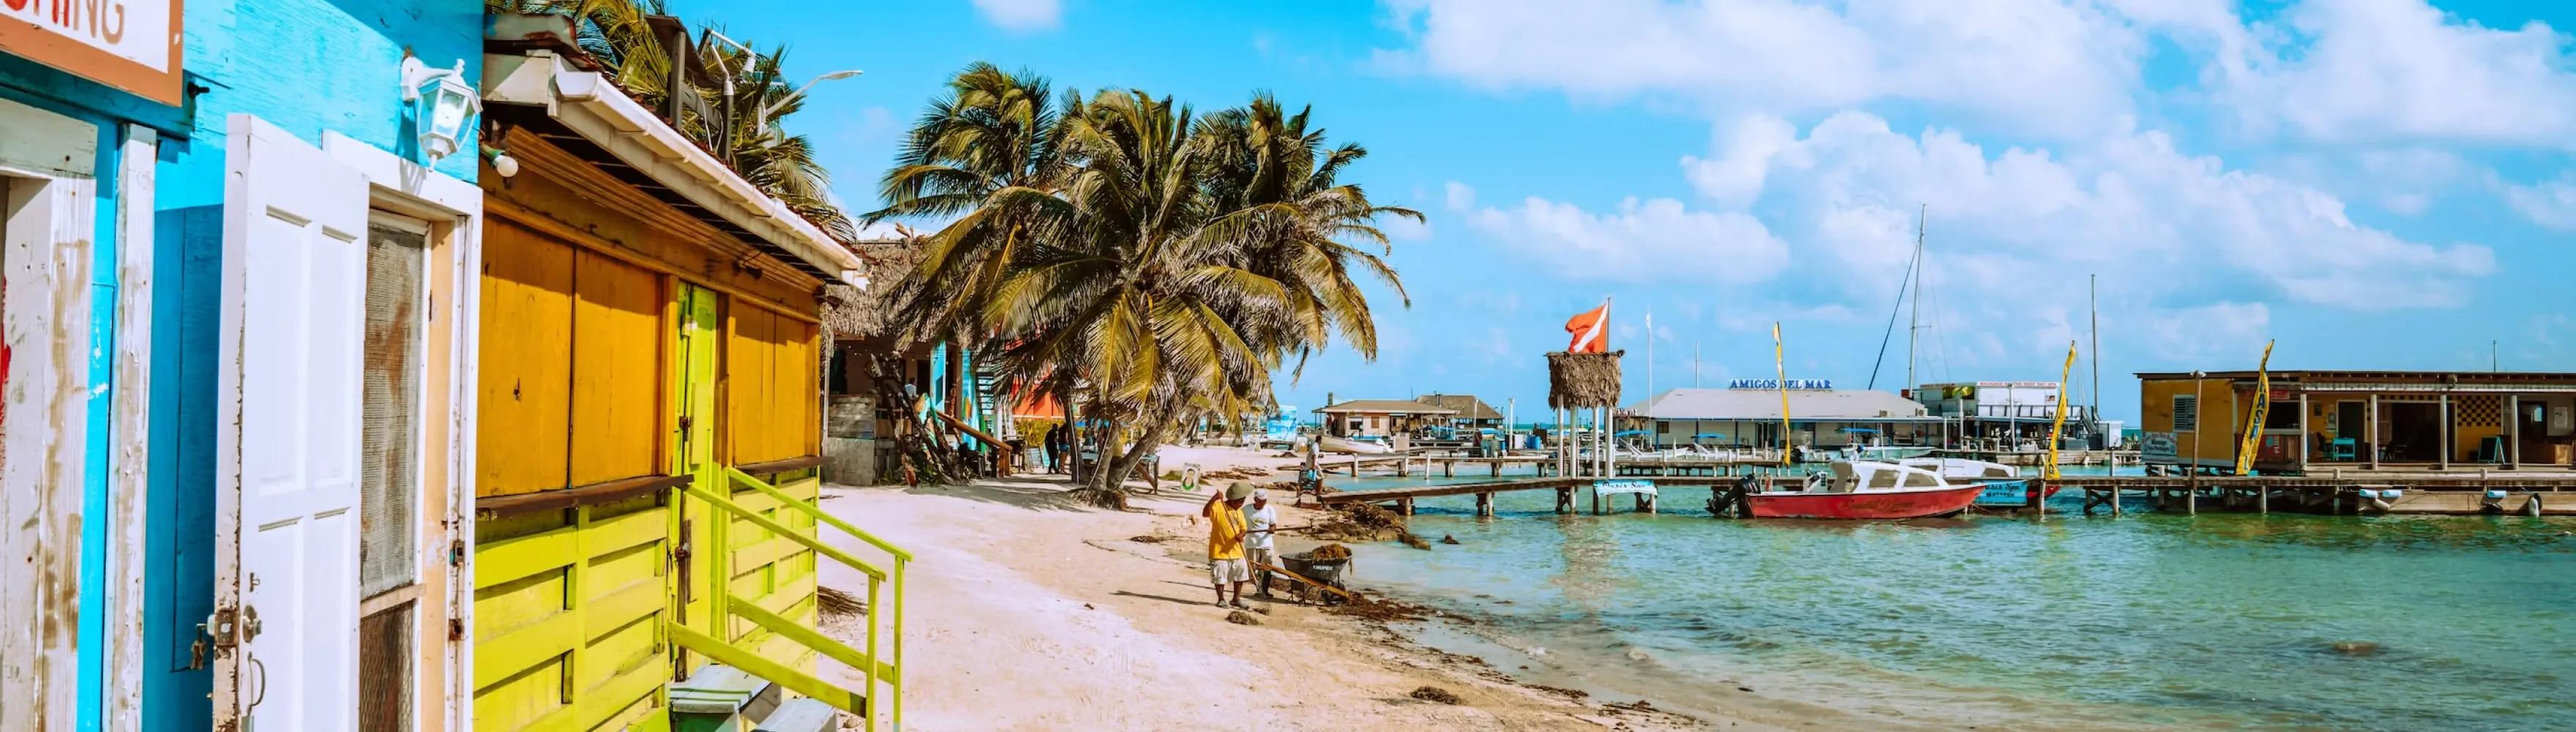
[813,445,1854,731]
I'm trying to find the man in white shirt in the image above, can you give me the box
[1243,489,1281,598]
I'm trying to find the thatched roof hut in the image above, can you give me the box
[1546,351,1624,410]
[822,238,923,343]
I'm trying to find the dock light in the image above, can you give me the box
[402,56,482,164]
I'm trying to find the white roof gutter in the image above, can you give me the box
[482,50,862,283]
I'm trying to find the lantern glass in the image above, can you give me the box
[417,75,476,160]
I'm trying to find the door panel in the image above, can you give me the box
[673,285,720,671]
[214,115,368,732]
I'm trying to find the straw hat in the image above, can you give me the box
[1224,481,1254,501]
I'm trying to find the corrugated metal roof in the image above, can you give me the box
[1314,399,1457,415]
[1626,388,1934,421]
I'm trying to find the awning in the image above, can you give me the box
[481,48,862,282]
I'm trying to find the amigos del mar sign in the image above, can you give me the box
[1729,378,1832,390]
[1,0,184,105]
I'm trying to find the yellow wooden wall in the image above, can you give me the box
[471,496,673,732]
[724,304,820,465]
[722,474,824,673]
[478,219,576,496]
[471,132,835,732]
[476,220,668,496]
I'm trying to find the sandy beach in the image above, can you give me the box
[810,445,1927,732]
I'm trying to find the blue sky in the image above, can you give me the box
[683,0,2576,422]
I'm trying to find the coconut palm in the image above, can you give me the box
[875,69,1413,505]
[485,0,855,239]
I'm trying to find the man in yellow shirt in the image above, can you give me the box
[1202,482,1254,608]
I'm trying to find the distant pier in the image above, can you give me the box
[1314,470,2576,518]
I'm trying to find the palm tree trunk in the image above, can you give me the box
[1102,422,1170,493]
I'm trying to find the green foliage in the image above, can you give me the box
[875,64,1415,494]
[486,0,856,239]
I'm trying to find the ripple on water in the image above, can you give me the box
[1355,510,2576,731]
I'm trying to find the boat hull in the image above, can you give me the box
[1318,436,1393,455]
[1968,479,2064,507]
[1747,484,1986,520]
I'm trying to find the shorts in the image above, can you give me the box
[1209,558,1250,584]
[1246,546,1278,569]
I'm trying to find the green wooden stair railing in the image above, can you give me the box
[667,466,911,732]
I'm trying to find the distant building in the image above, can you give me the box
[1416,393,1505,430]
[1912,381,2102,446]
[1625,382,1939,449]
[2138,370,2576,473]
[1314,399,1457,438]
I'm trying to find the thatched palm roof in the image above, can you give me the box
[1546,351,1624,409]
[823,238,922,343]
[1416,393,1502,420]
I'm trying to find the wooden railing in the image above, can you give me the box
[667,466,910,732]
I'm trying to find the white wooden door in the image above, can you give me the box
[212,115,368,731]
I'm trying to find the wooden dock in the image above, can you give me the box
[1319,452,1788,479]
[1315,471,2576,518]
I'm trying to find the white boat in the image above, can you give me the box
[1898,457,2056,507]
[1746,461,1985,519]
[1318,434,1393,455]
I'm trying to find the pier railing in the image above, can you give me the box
[667,466,911,731]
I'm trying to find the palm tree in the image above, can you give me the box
[486,0,855,238]
[875,70,1413,506]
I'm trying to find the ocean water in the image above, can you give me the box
[1329,468,2576,731]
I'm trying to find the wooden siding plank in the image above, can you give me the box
[569,250,663,485]
[475,529,579,589]
[477,218,575,496]
[474,610,577,693]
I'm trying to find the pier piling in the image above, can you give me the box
[1475,492,1494,517]
[1555,488,1574,514]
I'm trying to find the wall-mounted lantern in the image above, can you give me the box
[401,56,482,164]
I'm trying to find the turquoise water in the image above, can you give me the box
[1331,470,2576,731]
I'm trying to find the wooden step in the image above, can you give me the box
[671,665,782,732]
[751,698,842,732]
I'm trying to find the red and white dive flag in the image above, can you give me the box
[1565,301,1610,353]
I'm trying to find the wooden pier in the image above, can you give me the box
[1316,472,2576,518]
[1319,452,1786,479]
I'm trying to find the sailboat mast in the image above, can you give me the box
[1907,204,1925,391]
[2090,274,2101,436]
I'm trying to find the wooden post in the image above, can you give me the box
[1397,497,1414,516]
[2367,394,2380,470]
[1638,492,1655,514]
[1475,492,1494,517]
[2297,390,2311,471]
[2186,483,2197,515]
[1556,487,1573,514]
[2438,393,2451,471]
[1491,461,1501,477]
[1591,486,1601,515]
[2509,394,2522,468]
[2111,484,2122,516]
[2258,485,2268,515]
[1398,455,1409,477]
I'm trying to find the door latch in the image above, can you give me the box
[206,607,239,649]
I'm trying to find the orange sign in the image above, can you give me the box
[1,0,184,105]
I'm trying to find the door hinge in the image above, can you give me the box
[450,539,466,567]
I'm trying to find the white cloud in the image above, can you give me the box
[1443,180,1476,211]
[2207,0,2576,148]
[2507,174,2576,231]
[1458,187,1791,284]
[2135,302,2272,363]
[972,0,1062,32]
[1378,0,2147,137]
[1382,212,1434,241]
[1688,110,2496,310]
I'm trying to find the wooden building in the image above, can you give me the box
[2138,370,2576,474]
[1416,393,1505,430]
[1314,399,1456,438]
[472,27,903,732]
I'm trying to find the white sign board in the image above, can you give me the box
[1,0,184,105]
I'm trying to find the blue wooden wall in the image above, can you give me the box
[144,1,484,730]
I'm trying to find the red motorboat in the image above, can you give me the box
[1746,461,1986,520]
